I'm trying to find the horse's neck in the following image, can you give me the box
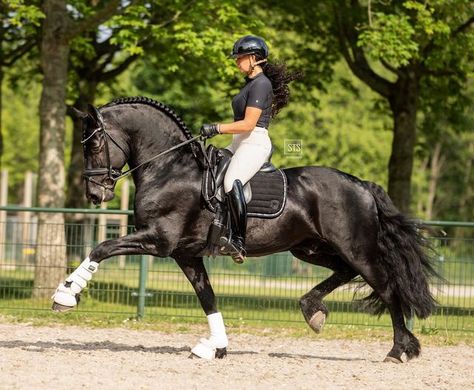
[119,107,199,188]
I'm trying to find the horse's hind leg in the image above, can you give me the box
[345,257,420,362]
[291,249,357,333]
[175,256,227,360]
[383,295,421,363]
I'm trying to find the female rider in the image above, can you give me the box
[200,35,301,263]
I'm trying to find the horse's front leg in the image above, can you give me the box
[52,230,159,311]
[175,256,228,360]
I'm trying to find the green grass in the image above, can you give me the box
[1,294,473,334]
[1,305,472,347]
[2,266,473,308]
[1,259,473,338]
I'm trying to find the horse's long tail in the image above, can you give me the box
[363,182,438,319]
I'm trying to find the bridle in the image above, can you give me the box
[82,107,201,192]
[82,129,125,191]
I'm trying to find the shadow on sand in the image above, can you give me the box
[1,340,380,362]
[1,340,190,355]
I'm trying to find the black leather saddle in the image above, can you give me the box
[202,145,287,219]
[214,146,276,187]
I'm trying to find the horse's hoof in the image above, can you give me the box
[190,339,227,360]
[308,311,326,333]
[190,340,216,360]
[383,356,403,364]
[51,283,80,309]
[189,348,227,360]
[215,347,227,359]
[51,302,75,312]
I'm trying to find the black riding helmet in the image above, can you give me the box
[230,35,269,59]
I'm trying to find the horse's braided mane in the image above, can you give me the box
[102,96,195,140]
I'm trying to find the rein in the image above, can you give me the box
[82,108,203,191]
[117,136,201,180]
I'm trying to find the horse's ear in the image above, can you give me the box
[68,106,88,120]
[87,104,105,127]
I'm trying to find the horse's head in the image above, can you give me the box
[73,104,129,205]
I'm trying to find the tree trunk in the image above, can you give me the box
[387,72,419,214]
[0,69,4,170]
[0,23,4,170]
[455,141,473,239]
[425,142,444,220]
[33,0,69,298]
[416,156,429,217]
[458,141,473,212]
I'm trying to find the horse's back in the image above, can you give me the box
[283,165,375,207]
[282,165,380,254]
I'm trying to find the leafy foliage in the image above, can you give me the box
[0,0,473,221]
[358,13,418,67]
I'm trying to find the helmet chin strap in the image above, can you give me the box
[247,58,267,76]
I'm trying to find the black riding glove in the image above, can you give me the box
[200,124,220,139]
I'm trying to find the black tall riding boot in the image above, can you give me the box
[226,179,247,263]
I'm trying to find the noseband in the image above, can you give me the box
[82,106,202,191]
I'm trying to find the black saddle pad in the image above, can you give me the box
[201,145,287,219]
[247,169,287,218]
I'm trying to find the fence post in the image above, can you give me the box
[0,169,8,262]
[97,203,107,243]
[21,171,33,264]
[137,255,148,320]
[406,308,414,331]
[83,215,94,258]
[118,179,129,269]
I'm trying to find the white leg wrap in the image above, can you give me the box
[51,257,99,307]
[191,312,228,360]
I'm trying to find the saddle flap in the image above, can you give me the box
[215,149,233,189]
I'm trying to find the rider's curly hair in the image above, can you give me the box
[256,56,303,118]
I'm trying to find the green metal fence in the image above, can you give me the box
[0,206,472,332]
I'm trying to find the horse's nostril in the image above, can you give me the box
[89,194,101,205]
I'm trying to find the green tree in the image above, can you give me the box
[1,80,40,201]
[65,1,192,209]
[132,32,392,186]
[414,78,474,220]
[334,0,473,213]
[278,0,474,213]
[34,0,131,298]
[0,0,42,168]
[65,0,259,210]
[33,0,265,295]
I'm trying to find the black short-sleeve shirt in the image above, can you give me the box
[231,73,273,128]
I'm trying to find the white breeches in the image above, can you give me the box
[224,127,272,193]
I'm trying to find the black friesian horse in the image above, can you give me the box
[60,97,437,362]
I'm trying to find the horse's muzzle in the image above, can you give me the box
[85,183,115,205]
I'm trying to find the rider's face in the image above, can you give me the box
[235,54,255,74]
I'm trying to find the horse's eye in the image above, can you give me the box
[90,144,102,153]
[89,135,104,152]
